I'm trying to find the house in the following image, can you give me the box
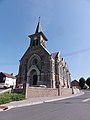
[71,80,80,94]
[17,18,72,98]
[0,72,16,88]
[71,80,80,88]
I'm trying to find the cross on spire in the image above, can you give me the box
[38,16,40,23]
[35,17,42,33]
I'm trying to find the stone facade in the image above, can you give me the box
[18,19,71,92]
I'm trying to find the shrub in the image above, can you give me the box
[0,92,25,105]
[10,93,25,101]
[0,93,12,104]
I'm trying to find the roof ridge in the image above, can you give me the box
[0,72,16,79]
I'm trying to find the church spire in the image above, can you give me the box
[35,17,42,33]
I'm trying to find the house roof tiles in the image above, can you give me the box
[0,72,16,79]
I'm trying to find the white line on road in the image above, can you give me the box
[82,98,90,102]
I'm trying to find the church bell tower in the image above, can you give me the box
[28,17,48,49]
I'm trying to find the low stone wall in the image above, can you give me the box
[0,88,11,94]
[13,88,23,93]
[72,87,80,94]
[61,88,72,96]
[26,87,58,98]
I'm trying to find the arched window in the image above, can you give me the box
[32,39,38,46]
[32,59,38,65]
[32,41,35,46]
[36,39,38,45]
[27,54,41,70]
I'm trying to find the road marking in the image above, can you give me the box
[82,98,90,102]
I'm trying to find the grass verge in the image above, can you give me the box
[0,91,25,105]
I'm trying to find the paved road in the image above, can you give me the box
[0,90,90,120]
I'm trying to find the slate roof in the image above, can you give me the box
[35,17,42,34]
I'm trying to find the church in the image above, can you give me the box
[18,18,71,92]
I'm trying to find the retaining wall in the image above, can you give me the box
[61,88,72,96]
[26,87,58,98]
[26,87,73,98]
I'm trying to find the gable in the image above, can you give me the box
[20,44,51,63]
[40,44,51,56]
[0,72,16,79]
[20,47,30,62]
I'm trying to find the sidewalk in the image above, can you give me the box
[0,92,84,112]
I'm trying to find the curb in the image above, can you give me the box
[0,92,84,111]
[0,106,8,111]
[7,101,45,110]
[8,101,44,109]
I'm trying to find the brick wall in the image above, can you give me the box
[61,88,72,96]
[26,87,73,98]
[26,87,58,98]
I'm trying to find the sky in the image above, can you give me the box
[0,0,90,81]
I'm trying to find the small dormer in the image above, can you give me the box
[28,17,48,49]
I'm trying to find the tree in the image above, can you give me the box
[86,77,90,88]
[79,77,85,89]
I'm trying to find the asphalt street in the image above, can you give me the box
[0,90,90,120]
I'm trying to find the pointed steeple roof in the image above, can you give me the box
[35,17,42,33]
[29,17,48,41]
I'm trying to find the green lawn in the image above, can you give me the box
[0,92,25,105]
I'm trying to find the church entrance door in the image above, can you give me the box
[33,75,38,85]
[27,67,40,86]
